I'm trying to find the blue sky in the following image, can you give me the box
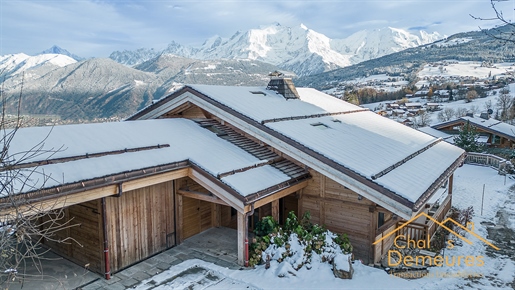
[0,0,509,58]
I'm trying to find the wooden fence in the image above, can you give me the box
[465,152,508,173]
[395,221,428,242]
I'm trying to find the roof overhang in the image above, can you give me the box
[1,157,309,220]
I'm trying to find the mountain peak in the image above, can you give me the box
[40,45,84,61]
[300,23,308,30]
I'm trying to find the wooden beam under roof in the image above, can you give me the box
[177,189,229,206]
[247,179,309,211]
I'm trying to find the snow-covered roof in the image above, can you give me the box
[130,84,465,218]
[432,116,515,140]
[417,126,454,143]
[6,119,296,200]
[463,116,515,139]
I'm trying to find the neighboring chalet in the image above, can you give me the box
[432,115,515,148]
[417,127,454,144]
[1,76,465,279]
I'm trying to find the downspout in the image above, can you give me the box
[173,180,177,246]
[101,197,111,280]
[244,203,255,267]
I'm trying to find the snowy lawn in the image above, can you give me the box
[135,164,515,290]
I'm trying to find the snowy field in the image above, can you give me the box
[417,62,515,80]
[134,164,515,290]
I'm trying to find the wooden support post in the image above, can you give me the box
[369,210,377,265]
[319,176,326,225]
[237,211,246,266]
[213,204,221,227]
[271,199,279,222]
[448,174,454,195]
[177,193,183,244]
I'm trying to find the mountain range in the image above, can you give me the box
[2,23,513,122]
[298,25,515,90]
[109,23,442,76]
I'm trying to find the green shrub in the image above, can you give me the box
[247,211,353,268]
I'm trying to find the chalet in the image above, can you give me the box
[1,76,465,279]
[432,115,515,148]
[392,109,406,117]
[417,126,454,143]
[386,103,400,110]
[405,103,423,110]
[414,90,429,97]
[426,103,442,111]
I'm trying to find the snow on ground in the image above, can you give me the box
[136,165,515,289]
[433,37,473,48]
[418,62,515,80]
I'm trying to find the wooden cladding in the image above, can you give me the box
[105,181,175,272]
[300,170,376,263]
[177,177,217,241]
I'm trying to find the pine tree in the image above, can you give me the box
[453,121,481,152]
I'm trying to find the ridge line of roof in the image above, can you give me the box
[371,138,443,180]
[260,109,369,124]
[217,157,281,179]
[5,144,170,172]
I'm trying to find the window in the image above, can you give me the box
[250,91,267,95]
[378,212,385,229]
[310,122,329,129]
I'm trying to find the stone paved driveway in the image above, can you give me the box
[80,227,241,290]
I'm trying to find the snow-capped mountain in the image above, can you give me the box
[0,53,76,80]
[331,27,442,64]
[40,45,84,61]
[110,23,442,76]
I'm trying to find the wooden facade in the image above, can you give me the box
[42,181,176,275]
[299,170,378,263]
[104,181,175,272]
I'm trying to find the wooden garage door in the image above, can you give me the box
[106,181,175,272]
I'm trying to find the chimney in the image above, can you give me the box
[479,112,489,120]
[266,71,300,100]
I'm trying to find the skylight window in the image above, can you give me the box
[311,122,329,129]
[250,91,267,96]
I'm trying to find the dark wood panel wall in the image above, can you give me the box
[41,200,104,273]
[300,170,379,264]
